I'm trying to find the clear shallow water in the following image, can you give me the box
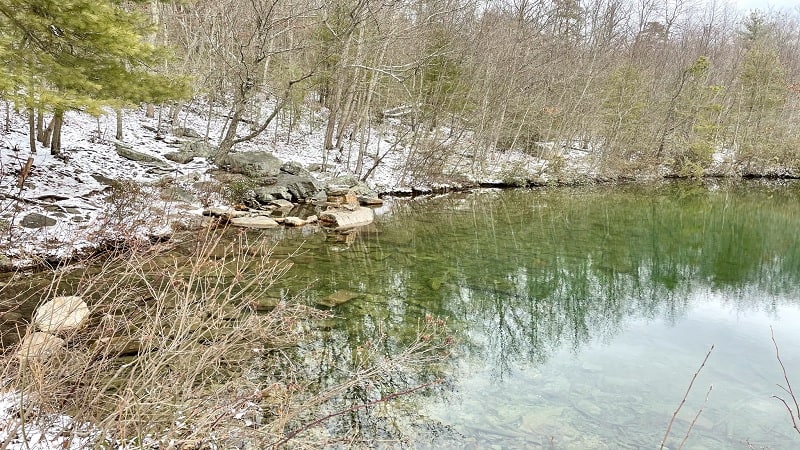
[273,181,800,449]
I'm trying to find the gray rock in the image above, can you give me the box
[278,174,324,202]
[328,175,359,187]
[181,139,216,159]
[164,150,194,164]
[20,213,57,228]
[219,151,283,178]
[115,143,164,164]
[33,296,90,332]
[230,216,279,229]
[203,207,249,219]
[350,182,379,198]
[325,185,351,196]
[280,162,310,177]
[91,173,116,186]
[311,190,328,203]
[319,207,374,229]
[174,127,201,138]
[254,186,292,204]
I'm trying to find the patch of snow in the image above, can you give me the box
[0,390,96,450]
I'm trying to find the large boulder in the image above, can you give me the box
[164,138,218,163]
[319,207,374,229]
[219,152,283,178]
[33,295,90,333]
[277,174,324,203]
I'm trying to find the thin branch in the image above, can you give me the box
[231,72,314,145]
[677,384,713,450]
[660,344,714,450]
[771,326,800,434]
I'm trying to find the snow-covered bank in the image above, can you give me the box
[0,101,583,268]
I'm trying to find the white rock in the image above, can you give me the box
[33,295,90,333]
[284,216,306,227]
[230,216,280,229]
[319,207,374,229]
[16,332,65,361]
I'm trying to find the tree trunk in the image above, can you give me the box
[42,118,53,148]
[28,109,36,154]
[145,104,155,118]
[169,102,182,124]
[36,109,44,142]
[116,109,124,141]
[50,109,64,156]
[216,105,245,162]
[4,101,9,132]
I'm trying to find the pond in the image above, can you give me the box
[270,181,800,449]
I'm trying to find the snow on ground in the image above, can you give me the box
[0,99,596,265]
[0,390,96,450]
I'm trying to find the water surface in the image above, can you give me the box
[275,181,800,449]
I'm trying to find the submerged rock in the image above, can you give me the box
[317,290,361,307]
[33,295,90,333]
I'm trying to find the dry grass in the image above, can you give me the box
[0,228,452,449]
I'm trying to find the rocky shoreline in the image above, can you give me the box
[3,105,800,274]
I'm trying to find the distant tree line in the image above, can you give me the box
[2,0,799,179]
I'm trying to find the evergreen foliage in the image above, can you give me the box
[0,0,188,114]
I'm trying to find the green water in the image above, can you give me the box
[273,181,800,449]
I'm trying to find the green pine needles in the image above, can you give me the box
[0,0,189,115]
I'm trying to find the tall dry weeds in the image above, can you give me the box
[0,228,452,449]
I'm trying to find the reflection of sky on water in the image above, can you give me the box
[426,289,800,449]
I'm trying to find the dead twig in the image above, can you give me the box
[660,344,714,450]
[770,326,800,435]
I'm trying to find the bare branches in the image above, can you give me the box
[660,344,714,450]
[770,326,800,435]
